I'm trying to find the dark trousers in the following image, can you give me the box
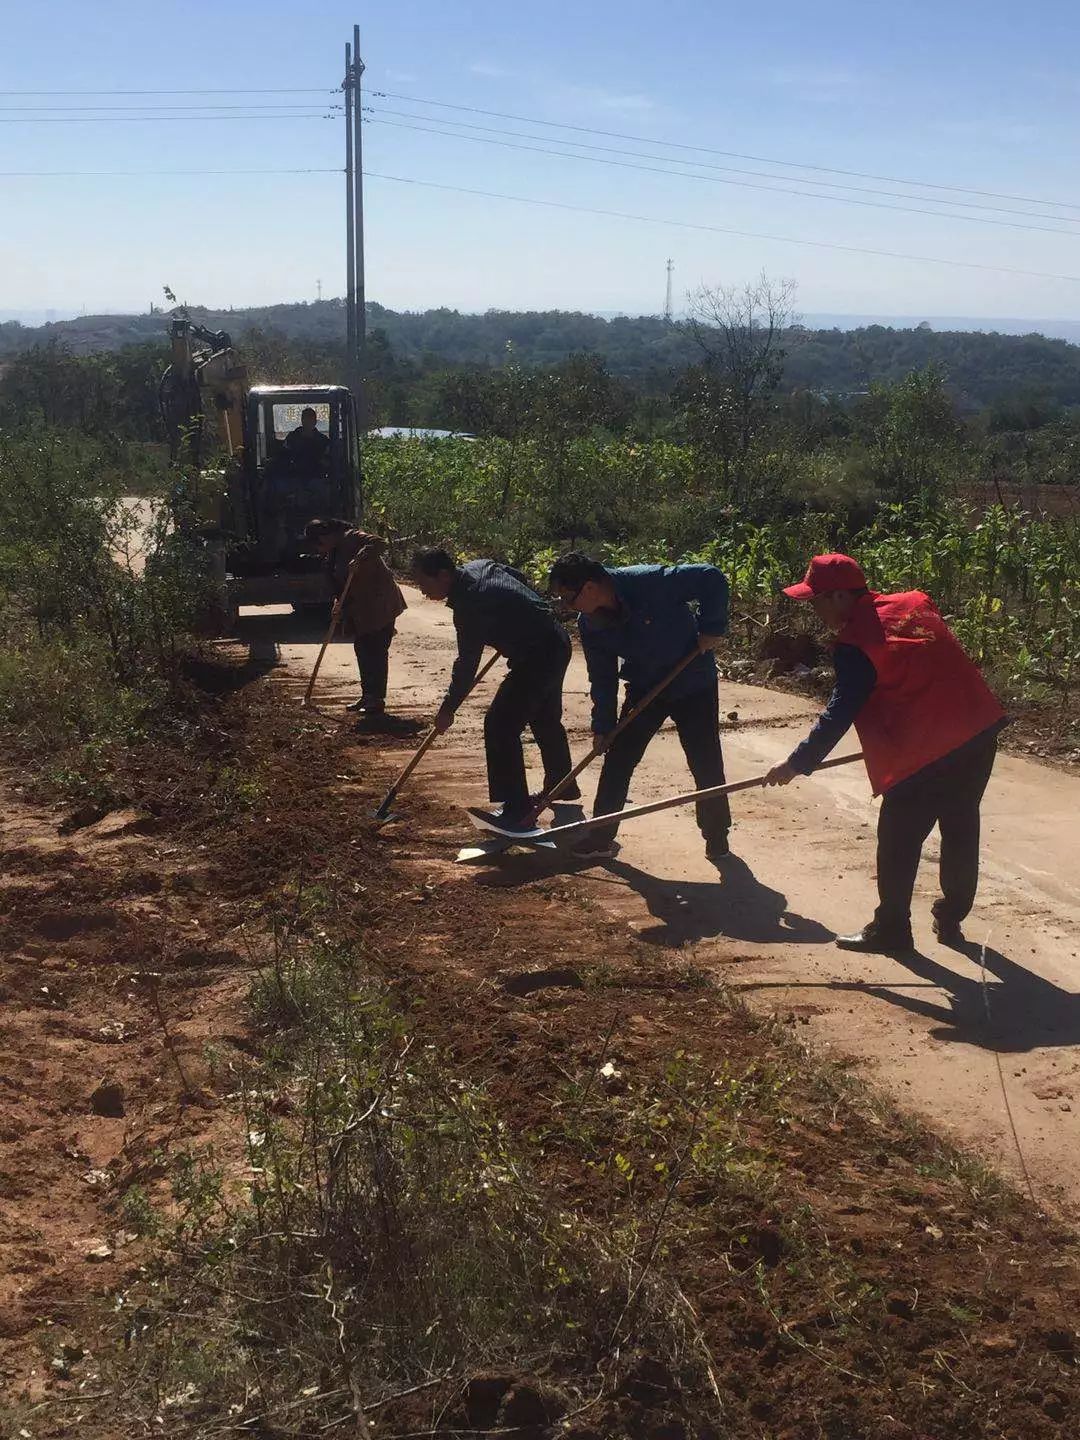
[592,684,730,846]
[486,633,574,816]
[353,624,395,709]
[875,730,998,935]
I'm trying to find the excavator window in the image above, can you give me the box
[271,402,330,440]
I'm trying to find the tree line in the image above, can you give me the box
[1,279,1076,510]
[4,293,1080,409]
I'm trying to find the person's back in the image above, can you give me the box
[838,589,1004,794]
[579,562,722,699]
[332,527,407,636]
[768,553,1007,951]
[449,558,565,663]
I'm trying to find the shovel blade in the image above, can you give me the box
[456,838,512,863]
[456,836,557,863]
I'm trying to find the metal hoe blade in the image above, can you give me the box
[456,836,556,864]
[372,791,403,824]
[455,837,513,863]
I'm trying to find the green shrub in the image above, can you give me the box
[0,428,211,797]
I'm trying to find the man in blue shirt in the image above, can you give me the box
[411,549,577,830]
[549,552,731,862]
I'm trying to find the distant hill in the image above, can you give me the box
[3,300,1080,408]
[799,314,1080,346]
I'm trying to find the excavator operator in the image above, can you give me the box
[285,407,330,478]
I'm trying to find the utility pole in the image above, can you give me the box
[352,22,366,430]
[316,278,322,302]
[664,258,674,322]
[343,40,356,390]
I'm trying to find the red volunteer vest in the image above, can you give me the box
[838,591,1005,795]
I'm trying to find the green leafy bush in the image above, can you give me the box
[365,436,1080,706]
[0,429,211,797]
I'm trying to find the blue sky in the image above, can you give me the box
[3,0,1079,319]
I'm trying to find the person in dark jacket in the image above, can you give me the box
[549,553,731,863]
[306,518,407,716]
[287,408,330,476]
[411,550,578,829]
[765,553,1006,952]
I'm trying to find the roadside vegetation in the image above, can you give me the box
[365,433,1080,713]
[0,430,209,807]
[96,906,725,1435]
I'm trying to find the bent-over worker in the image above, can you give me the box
[765,553,1006,952]
[410,550,578,830]
[549,553,731,864]
[305,518,406,716]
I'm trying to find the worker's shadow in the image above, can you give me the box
[861,942,1080,1053]
[739,941,1080,1054]
[604,855,834,948]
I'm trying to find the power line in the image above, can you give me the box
[367,104,1080,226]
[365,116,1080,239]
[363,168,1080,284]
[0,87,338,96]
[4,151,1076,280]
[0,113,338,124]
[0,102,343,112]
[0,167,341,176]
[373,89,1080,215]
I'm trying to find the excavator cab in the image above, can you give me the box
[225,384,361,609]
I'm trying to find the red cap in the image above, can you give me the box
[783,553,867,600]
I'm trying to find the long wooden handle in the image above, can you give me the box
[541,646,705,808]
[545,751,865,841]
[376,651,502,812]
[301,552,364,707]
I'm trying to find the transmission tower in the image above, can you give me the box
[664,258,674,321]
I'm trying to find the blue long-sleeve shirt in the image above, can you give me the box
[578,563,730,734]
[443,559,567,711]
[789,644,878,774]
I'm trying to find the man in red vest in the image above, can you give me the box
[764,554,1006,952]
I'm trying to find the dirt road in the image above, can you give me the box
[242,588,1080,1213]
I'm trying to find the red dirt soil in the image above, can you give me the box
[2,678,1079,1437]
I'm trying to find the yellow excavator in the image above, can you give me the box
[159,315,361,627]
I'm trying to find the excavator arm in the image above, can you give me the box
[159,316,248,464]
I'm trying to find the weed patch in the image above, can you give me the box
[95,923,725,1436]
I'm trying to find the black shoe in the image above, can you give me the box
[345,698,365,712]
[347,697,385,714]
[569,837,617,862]
[932,915,966,948]
[835,924,914,954]
[705,833,731,862]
